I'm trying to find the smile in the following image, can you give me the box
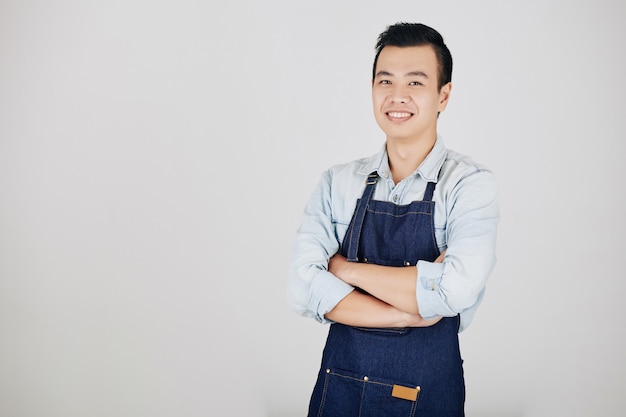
[387,112,412,118]
[386,111,413,121]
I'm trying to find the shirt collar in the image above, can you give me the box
[360,136,448,183]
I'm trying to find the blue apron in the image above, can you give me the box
[308,172,465,417]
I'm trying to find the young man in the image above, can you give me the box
[288,22,499,416]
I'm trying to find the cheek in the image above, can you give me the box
[415,96,439,111]
[372,92,386,109]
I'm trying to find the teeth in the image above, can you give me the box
[388,112,411,118]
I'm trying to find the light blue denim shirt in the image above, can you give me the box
[288,137,499,332]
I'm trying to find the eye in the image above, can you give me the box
[379,79,391,85]
[409,81,423,86]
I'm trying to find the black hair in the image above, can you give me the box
[373,22,453,90]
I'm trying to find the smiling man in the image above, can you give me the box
[288,23,499,417]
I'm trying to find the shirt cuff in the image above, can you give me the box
[310,270,354,324]
[415,260,454,319]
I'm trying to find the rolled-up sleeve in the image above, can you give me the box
[287,170,354,324]
[415,168,499,330]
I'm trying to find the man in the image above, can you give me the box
[288,22,499,416]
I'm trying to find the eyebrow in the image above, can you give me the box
[375,70,429,79]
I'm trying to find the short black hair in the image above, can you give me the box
[373,22,453,90]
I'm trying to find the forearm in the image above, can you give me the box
[340,263,419,315]
[328,252,446,316]
[324,290,439,328]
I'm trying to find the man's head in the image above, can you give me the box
[373,23,452,91]
[371,23,453,144]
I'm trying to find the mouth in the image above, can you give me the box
[386,111,413,122]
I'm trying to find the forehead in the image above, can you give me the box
[375,45,439,76]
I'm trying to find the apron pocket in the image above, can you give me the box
[316,367,418,417]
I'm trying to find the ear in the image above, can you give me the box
[438,82,452,112]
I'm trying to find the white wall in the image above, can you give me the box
[1,1,624,416]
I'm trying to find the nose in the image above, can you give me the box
[390,87,409,104]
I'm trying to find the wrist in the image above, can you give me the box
[401,312,424,327]
[346,261,359,286]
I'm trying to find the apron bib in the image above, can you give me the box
[308,172,465,417]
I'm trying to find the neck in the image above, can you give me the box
[386,135,436,184]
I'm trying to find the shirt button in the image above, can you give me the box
[392,194,398,203]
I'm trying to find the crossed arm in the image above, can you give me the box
[324,252,445,328]
[290,165,499,329]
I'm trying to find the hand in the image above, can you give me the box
[328,253,352,283]
[404,314,443,327]
[330,251,446,285]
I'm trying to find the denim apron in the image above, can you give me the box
[308,172,465,417]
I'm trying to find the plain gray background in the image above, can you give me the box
[1,0,625,416]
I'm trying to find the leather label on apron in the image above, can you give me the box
[391,384,420,402]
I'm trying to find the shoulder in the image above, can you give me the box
[443,148,493,175]
[323,151,381,188]
[315,152,381,220]
[328,153,378,176]
[441,148,495,182]
[438,147,498,200]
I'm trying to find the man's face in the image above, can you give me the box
[372,45,451,143]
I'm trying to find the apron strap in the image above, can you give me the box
[423,162,444,202]
[345,172,378,262]
[422,181,436,202]
[344,172,437,261]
